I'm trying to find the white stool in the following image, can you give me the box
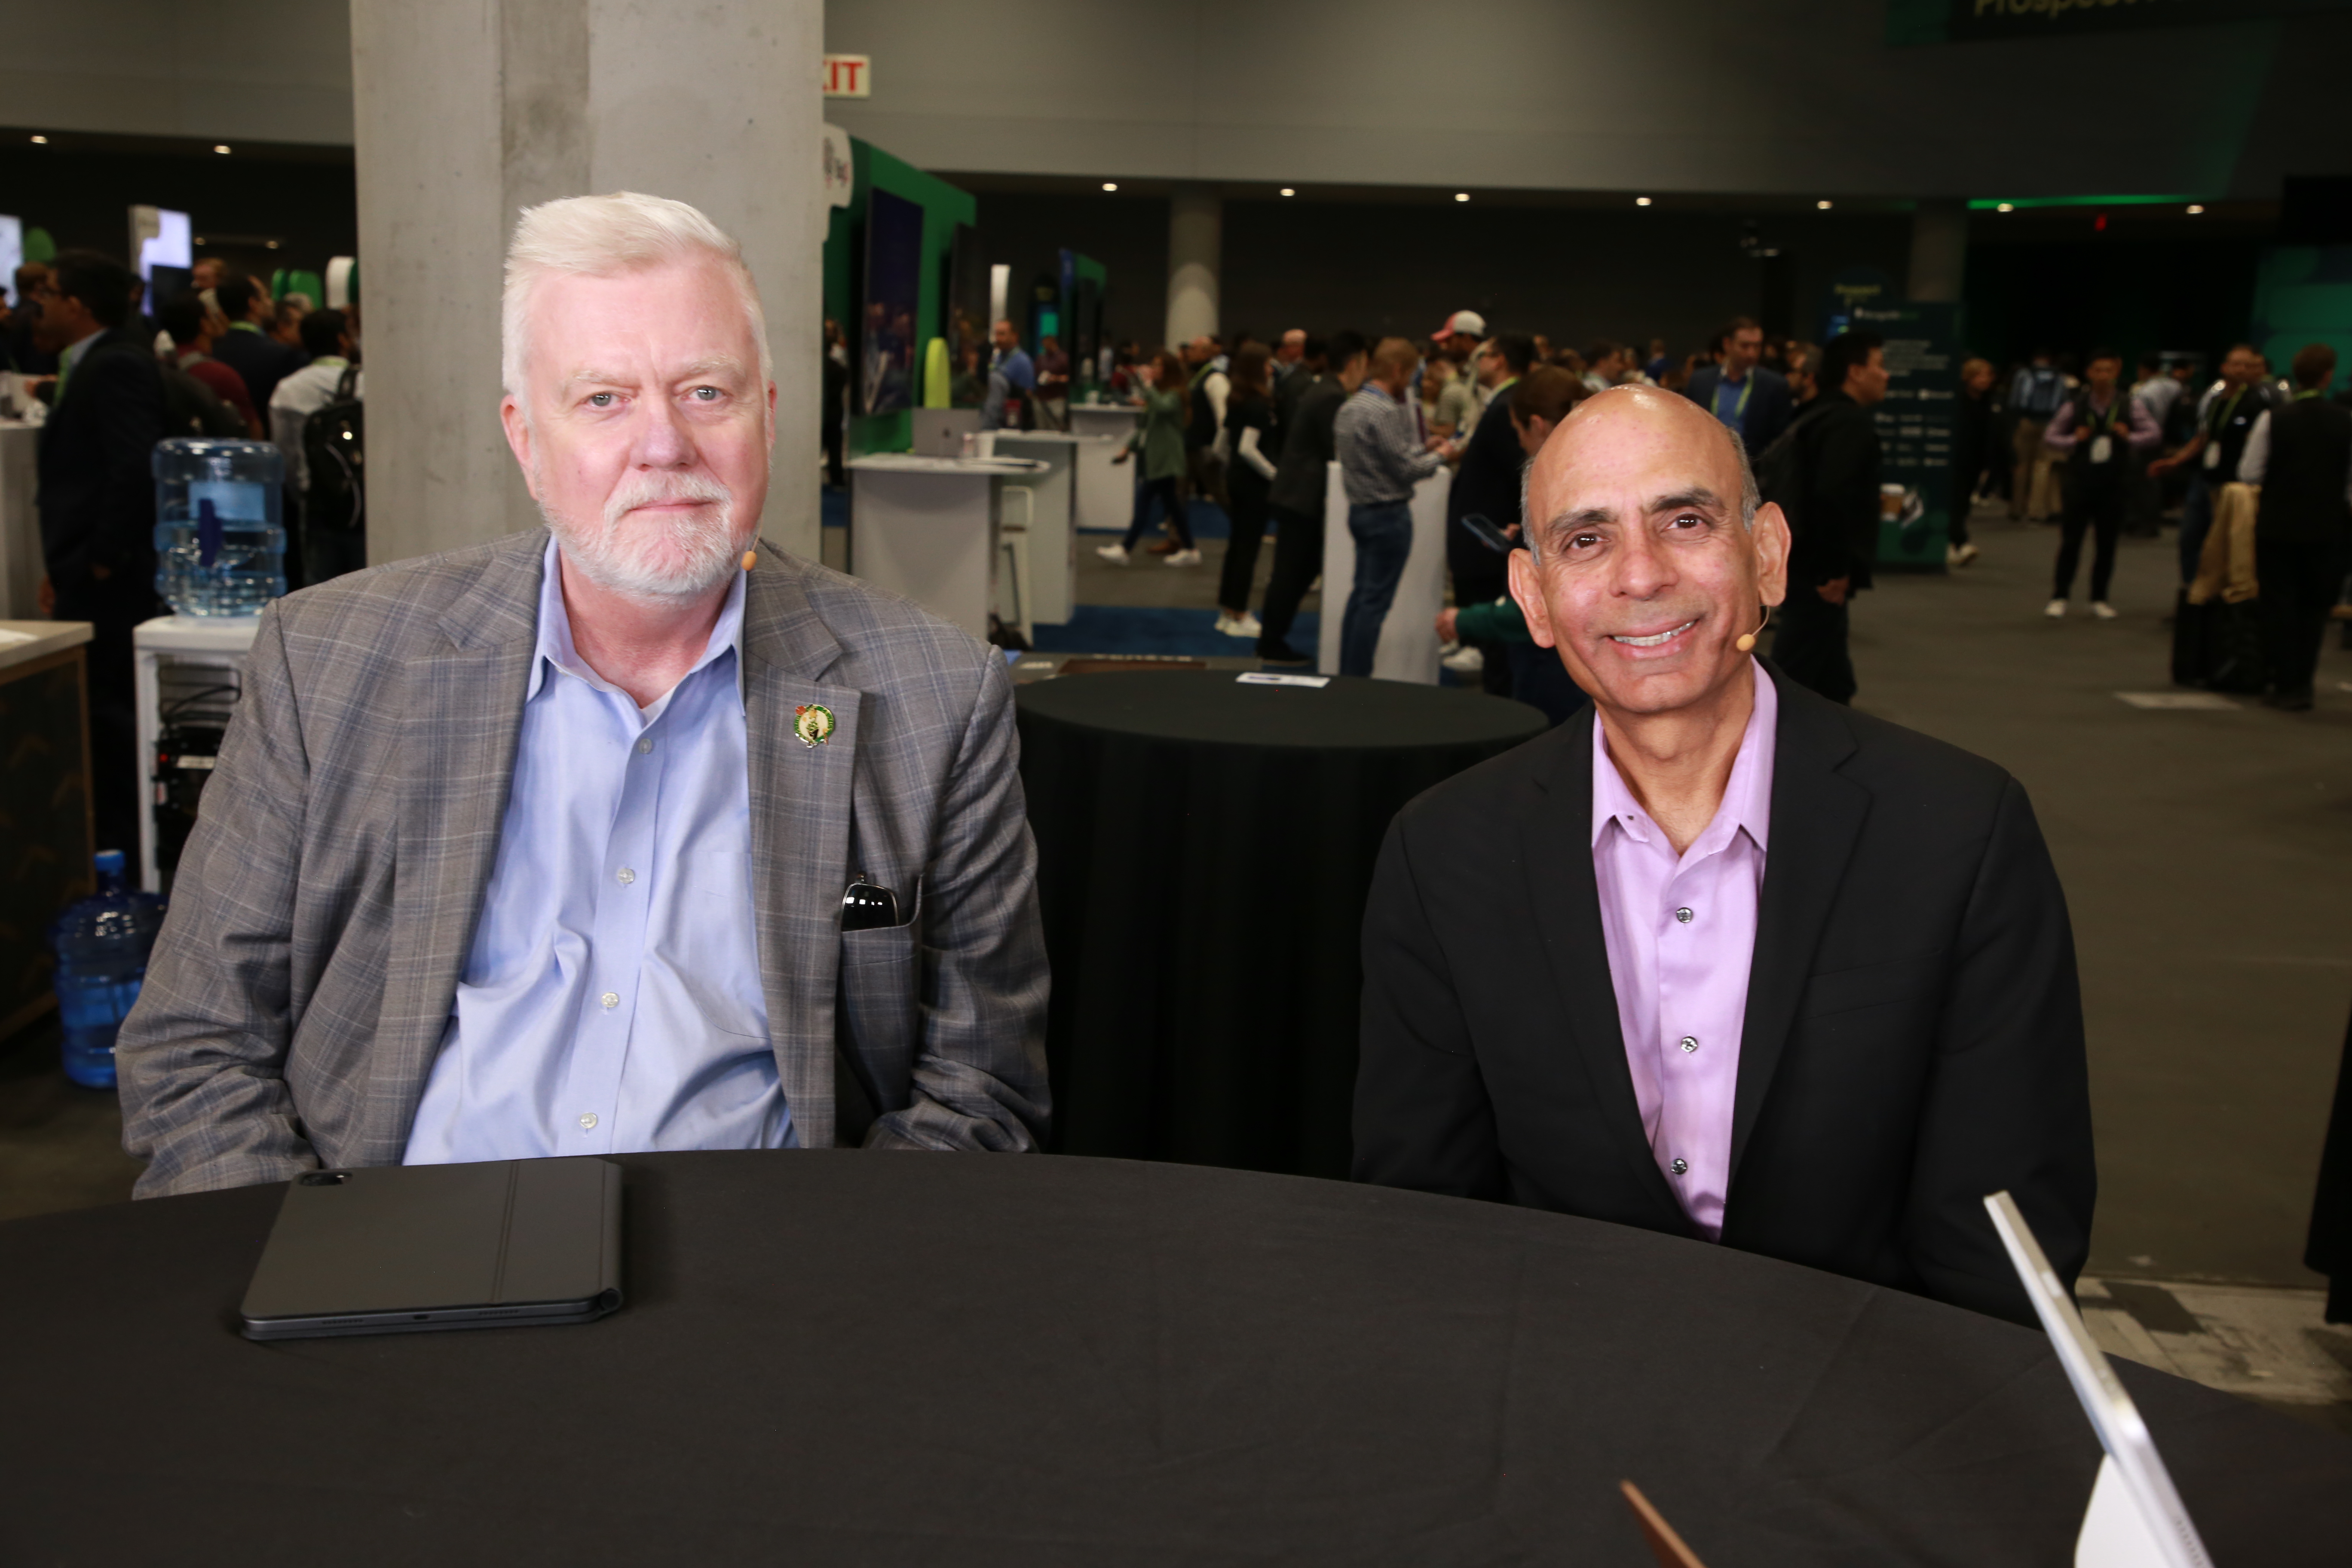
[995,484,1036,646]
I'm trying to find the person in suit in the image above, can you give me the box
[1353,384,2094,1325]
[1681,316,1793,454]
[117,193,1050,1197]
[206,270,308,414]
[30,250,167,859]
[1769,329,1887,706]
[2236,342,2352,711]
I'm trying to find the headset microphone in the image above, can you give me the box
[1734,604,1770,654]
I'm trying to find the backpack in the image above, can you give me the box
[301,365,364,535]
[1751,402,1836,531]
[159,360,245,439]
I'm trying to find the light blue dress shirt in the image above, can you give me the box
[403,538,793,1164]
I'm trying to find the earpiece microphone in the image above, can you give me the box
[1734,605,1770,654]
[741,548,758,572]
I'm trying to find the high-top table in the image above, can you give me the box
[2,1151,2345,1565]
[846,453,1049,640]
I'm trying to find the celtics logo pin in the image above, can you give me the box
[793,703,837,748]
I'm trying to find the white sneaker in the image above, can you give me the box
[1165,548,1202,567]
[1213,612,1260,638]
[1948,542,1980,567]
[1440,644,1485,674]
[2091,600,2119,620]
[1233,610,1262,637]
[2044,598,2067,619]
[1095,543,1130,565]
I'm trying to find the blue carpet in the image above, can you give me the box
[1031,605,1319,658]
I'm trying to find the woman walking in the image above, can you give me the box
[1098,350,1198,566]
[1215,343,1277,636]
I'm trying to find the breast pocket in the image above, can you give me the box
[839,884,925,1105]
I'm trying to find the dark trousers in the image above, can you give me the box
[1772,585,1855,705]
[2260,537,2349,698]
[2179,472,2216,585]
[2054,475,2125,602]
[1258,503,1323,649]
[1121,474,1190,551]
[1218,477,1271,613]
[52,570,164,860]
[1340,500,1414,677]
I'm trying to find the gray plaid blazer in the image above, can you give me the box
[117,529,1051,1196]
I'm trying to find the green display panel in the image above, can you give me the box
[2249,246,2352,396]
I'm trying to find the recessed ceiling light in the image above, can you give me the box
[1996,202,2015,212]
[1635,196,1652,207]
[265,239,280,249]
[1816,199,1833,210]
[214,144,232,154]
[194,237,206,245]
[29,134,48,144]
[1454,192,1470,202]
[1279,187,1295,197]
[2186,203,2205,214]
[1101,181,1116,192]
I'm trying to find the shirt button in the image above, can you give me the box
[600,991,619,1010]
[616,867,636,885]
[1669,1158,1689,1176]
[1680,1035,1699,1054]
[636,737,653,754]
[1675,907,1694,924]
[578,1112,599,1130]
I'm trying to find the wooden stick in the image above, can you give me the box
[1620,1480,1709,1568]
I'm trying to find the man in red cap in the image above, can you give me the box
[1432,309,1486,362]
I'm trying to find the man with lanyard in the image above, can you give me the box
[1680,316,1792,454]
[2039,348,2161,619]
[2153,344,2275,585]
[1441,334,1535,685]
[2008,350,2068,521]
[2235,343,2352,710]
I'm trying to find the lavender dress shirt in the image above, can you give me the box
[1589,664,1777,1240]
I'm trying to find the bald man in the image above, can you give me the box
[1351,387,2093,1324]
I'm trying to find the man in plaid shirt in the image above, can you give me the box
[1334,336,1450,675]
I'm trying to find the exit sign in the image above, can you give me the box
[823,55,870,98]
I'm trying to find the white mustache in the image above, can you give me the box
[603,473,733,530]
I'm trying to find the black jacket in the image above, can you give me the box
[2255,397,2352,545]
[1352,665,2095,1324]
[1787,391,1882,590]
[37,325,166,586]
[209,324,307,415]
[1684,363,1794,453]
[1445,385,1522,595]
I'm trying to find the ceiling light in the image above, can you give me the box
[1635,196,1652,207]
[214,144,232,154]
[1101,181,1116,192]
[1454,192,1470,202]
[1279,187,1295,197]
[1816,199,1833,210]
[266,239,280,249]
[194,237,206,245]
[2186,203,2205,214]
[1996,202,2015,212]
[29,134,48,144]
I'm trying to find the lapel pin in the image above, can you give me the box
[793,703,836,748]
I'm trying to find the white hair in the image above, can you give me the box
[501,191,772,410]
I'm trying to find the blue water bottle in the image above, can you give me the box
[49,850,168,1090]
[153,437,287,616]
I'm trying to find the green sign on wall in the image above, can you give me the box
[1890,0,2348,46]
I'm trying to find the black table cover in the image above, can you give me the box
[1016,671,1545,1177]
[3,1153,2346,1566]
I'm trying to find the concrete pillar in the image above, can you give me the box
[351,0,825,566]
[1165,187,1221,348]
[1908,200,1969,304]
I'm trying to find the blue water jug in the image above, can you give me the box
[153,438,287,617]
[49,850,168,1090]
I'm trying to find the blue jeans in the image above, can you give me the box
[1340,500,1414,677]
[2178,471,2214,586]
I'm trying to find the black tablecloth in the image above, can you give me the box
[3,1153,2346,1565]
[1015,672,1546,1176]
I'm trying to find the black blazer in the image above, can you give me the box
[208,325,306,415]
[37,325,166,586]
[1352,665,2095,1324]
[1684,363,1794,453]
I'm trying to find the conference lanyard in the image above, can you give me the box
[2296,389,2323,401]
[2206,385,2247,439]
[1711,374,1753,424]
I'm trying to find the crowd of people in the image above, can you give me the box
[1078,312,1893,719]
[0,248,364,853]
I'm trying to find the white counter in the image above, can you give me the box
[848,454,1049,641]
[1066,403,1144,534]
[975,433,1084,625]
[1315,462,1452,684]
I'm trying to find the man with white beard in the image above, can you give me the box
[116,193,1050,1195]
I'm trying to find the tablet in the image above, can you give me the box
[240,1158,624,1341]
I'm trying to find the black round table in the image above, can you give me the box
[1016,671,1546,1177]
[2,1153,2346,1565]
